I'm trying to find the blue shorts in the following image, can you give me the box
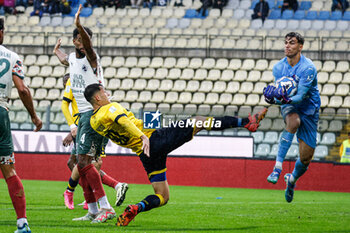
[281,104,319,149]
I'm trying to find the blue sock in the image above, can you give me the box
[136,195,162,213]
[67,177,79,192]
[291,159,308,184]
[276,130,295,163]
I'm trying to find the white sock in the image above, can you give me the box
[98,196,111,210]
[88,202,99,214]
[289,175,296,184]
[17,218,28,228]
[275,162,283,170]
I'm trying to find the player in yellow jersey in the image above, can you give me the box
[84,83,268,227]
[60,74,129,210]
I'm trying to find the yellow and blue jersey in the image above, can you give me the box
[62,78,79,125]
[90,102,155,155]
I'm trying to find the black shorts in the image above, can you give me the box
[139,120,195,179]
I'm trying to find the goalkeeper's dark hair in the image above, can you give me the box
[73,27,93,39]
[84,83,103,104]
[285,32,304,45]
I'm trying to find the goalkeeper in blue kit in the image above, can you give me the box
[263,32,321,202]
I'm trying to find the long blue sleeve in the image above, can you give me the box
[290,66,317,104]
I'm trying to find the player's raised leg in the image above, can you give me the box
[267,112,299,184]
[192,108,268,134]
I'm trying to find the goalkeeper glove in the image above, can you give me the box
[263,85,276,104]
[280,86,292,104]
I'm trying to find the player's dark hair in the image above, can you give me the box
[84,83,103,103]
[73,27,93,39]
[285,32,304,45]
[63,73,70,81]
[0,18,4,31]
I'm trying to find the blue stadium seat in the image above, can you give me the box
[251,0,259,9]
[299,1,311,10]
[68,7,79,17]
[267,0,275,8]
[268,10,281,19]
[305,11,317,20]
[293,10,305,19]
[318,11,330,20]
[184,9,197,18]
[198,9,208,18]
[70,0,79,7]
[276,0,283,9]
[80,7,92,17]
[330,11,342,20]
[281,9,294,19]
[249,0,275,9]
[343,11,350,20]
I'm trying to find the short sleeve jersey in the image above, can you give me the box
[273,54,321,115]
[90,102,155,155]
[67,52,104,113]
[63,78,79,124]
[0,45,25,110]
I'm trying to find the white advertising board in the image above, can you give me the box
[11,130,253,158]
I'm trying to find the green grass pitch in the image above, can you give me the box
[1,179,350,233]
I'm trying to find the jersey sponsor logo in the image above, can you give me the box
[143,110,161,129]
[72,74,86,88]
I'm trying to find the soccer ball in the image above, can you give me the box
[276,76,298,97]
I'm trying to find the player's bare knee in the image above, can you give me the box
[0,164,17,180]
[67,159,75,171]
[93,160,102,171]
[77,154,91,168]
[286,116,300,133]
[97,158,103,169]
[300,157,311,166]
